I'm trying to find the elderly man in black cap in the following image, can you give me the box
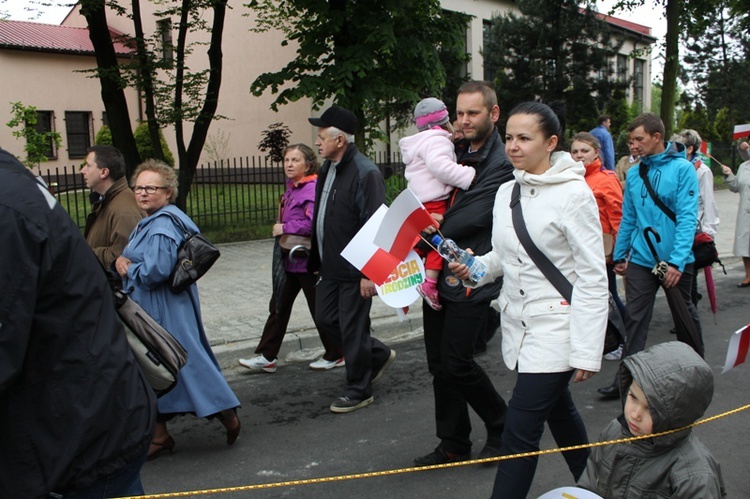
[307,105,396,413]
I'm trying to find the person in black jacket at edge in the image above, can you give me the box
[0,148,156,498]
[307,106,396,414]
[414,81,514,466]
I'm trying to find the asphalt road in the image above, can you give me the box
[141,261,750,498]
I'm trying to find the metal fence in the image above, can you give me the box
[42,151,406,232]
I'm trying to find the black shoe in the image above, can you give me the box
[371,349,396,385]
[478,430,503,461]
[329,396,374,414]
[413,447,471,467]
[597,383,619,399]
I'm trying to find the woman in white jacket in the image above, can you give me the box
[451,102,608,499]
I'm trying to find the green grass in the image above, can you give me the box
[56,189,91,230]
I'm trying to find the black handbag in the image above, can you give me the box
[113,289,188,397]
[692,231,724,270]
[510,183,624,354]
[163,212,221,293]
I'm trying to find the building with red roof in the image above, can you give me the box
[0,1,656,173]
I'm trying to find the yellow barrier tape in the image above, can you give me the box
[124,403,750,498]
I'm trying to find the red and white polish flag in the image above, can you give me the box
[733,124,750,140]
[372,189,436,262]
[721,323,750,374]
[340,205,403,285]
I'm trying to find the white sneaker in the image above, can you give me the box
[309,357,346,371]
[604,345,624,361]
[238,355,277,373]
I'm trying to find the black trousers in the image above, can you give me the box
[255,271,343,361]
[491,371,589,499]
[315,277,391,400]
[624,262,703,357]
[423,299,507,455]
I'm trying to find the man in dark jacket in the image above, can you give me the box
[0,148,156,497]
[308,106,396,414]
[82,145,143,268]
[414,81,513,466]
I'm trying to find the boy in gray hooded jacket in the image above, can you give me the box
[579,341,726,497]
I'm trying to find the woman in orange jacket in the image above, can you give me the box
[571,132,626,358]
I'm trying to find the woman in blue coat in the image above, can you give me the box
[115,159,241,460]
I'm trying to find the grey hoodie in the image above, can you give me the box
[578,342,726,498]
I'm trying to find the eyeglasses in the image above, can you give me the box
[133,185,169,194]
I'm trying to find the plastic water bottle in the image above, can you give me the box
[431,234,486,283]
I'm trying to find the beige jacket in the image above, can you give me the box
[84,177,143,268]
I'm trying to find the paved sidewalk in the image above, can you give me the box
[199,188,741,371]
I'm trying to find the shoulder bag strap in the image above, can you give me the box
[161,210,192,240]
[510,182,573,303]
[639,163,676,223]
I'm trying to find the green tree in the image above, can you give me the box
[714,107,732,142]
[678,105,717,141]
[651,84,662,114]
[661,0,682,139]
[682,0,748,138]
[611,0,747,138]
[5,102,62,170]
[95,124,113,145]
[606,88,631,139]
[133,123,176,166]
[611,0,681,136]
[258,123,292,164]
[483,0,626,134]
[248,0,471,151]
[79,0,142,174]
[95,123,175,166]
[81,0,229,209]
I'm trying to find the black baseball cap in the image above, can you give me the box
[308,106,357,135]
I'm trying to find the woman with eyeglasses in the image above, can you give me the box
[115,159,241,460]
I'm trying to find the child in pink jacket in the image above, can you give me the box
[399,98,476,310]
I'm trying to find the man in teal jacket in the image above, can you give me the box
[599,113,702,398]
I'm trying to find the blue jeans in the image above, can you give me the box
[62,450,147,499]
[491,371,589,499]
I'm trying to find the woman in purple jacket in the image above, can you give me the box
[239,144,344,372]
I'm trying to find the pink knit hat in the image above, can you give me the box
[414,98,450,131]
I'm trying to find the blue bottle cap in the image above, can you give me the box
[431,234,443,245]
